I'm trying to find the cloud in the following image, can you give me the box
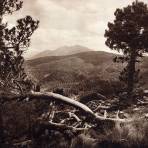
[4,0,148,58]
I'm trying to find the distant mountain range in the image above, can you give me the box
[31,45,92,59]
[26,46,148,95]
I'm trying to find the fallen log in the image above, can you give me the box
[28,91,94,115]
[2,91,132,123]
[28,91,132,123]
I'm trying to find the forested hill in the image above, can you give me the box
[26,51,148,93]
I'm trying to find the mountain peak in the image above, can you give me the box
[31,45,92,59]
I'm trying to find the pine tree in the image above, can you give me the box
[105,1,148,99]
[0,0,39,95]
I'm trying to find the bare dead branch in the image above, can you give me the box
[13,140,32,146]
[94,105,109,112]
[38,120,88,132]
[68,112,81,122]
[29,92,132,123]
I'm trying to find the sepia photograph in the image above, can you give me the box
[0,0,148,147]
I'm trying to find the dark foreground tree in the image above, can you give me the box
[105,0,148,99]
[0,0,39,146]
[0,0,39,95]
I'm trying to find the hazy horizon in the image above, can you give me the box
[4,0,148,58]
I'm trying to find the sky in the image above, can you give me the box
[5,0,148,58]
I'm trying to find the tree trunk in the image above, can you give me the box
[127,50,136,99]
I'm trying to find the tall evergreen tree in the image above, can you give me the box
[105,0,148,99]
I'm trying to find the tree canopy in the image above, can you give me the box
[105,1,148,54]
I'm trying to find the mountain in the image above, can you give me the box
[27,51,116,81]
[31,45,92,59]
[26,51,148,95]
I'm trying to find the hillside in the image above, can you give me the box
[27,51,118,81]
[26,51,148,95]
[31,45,92,59]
